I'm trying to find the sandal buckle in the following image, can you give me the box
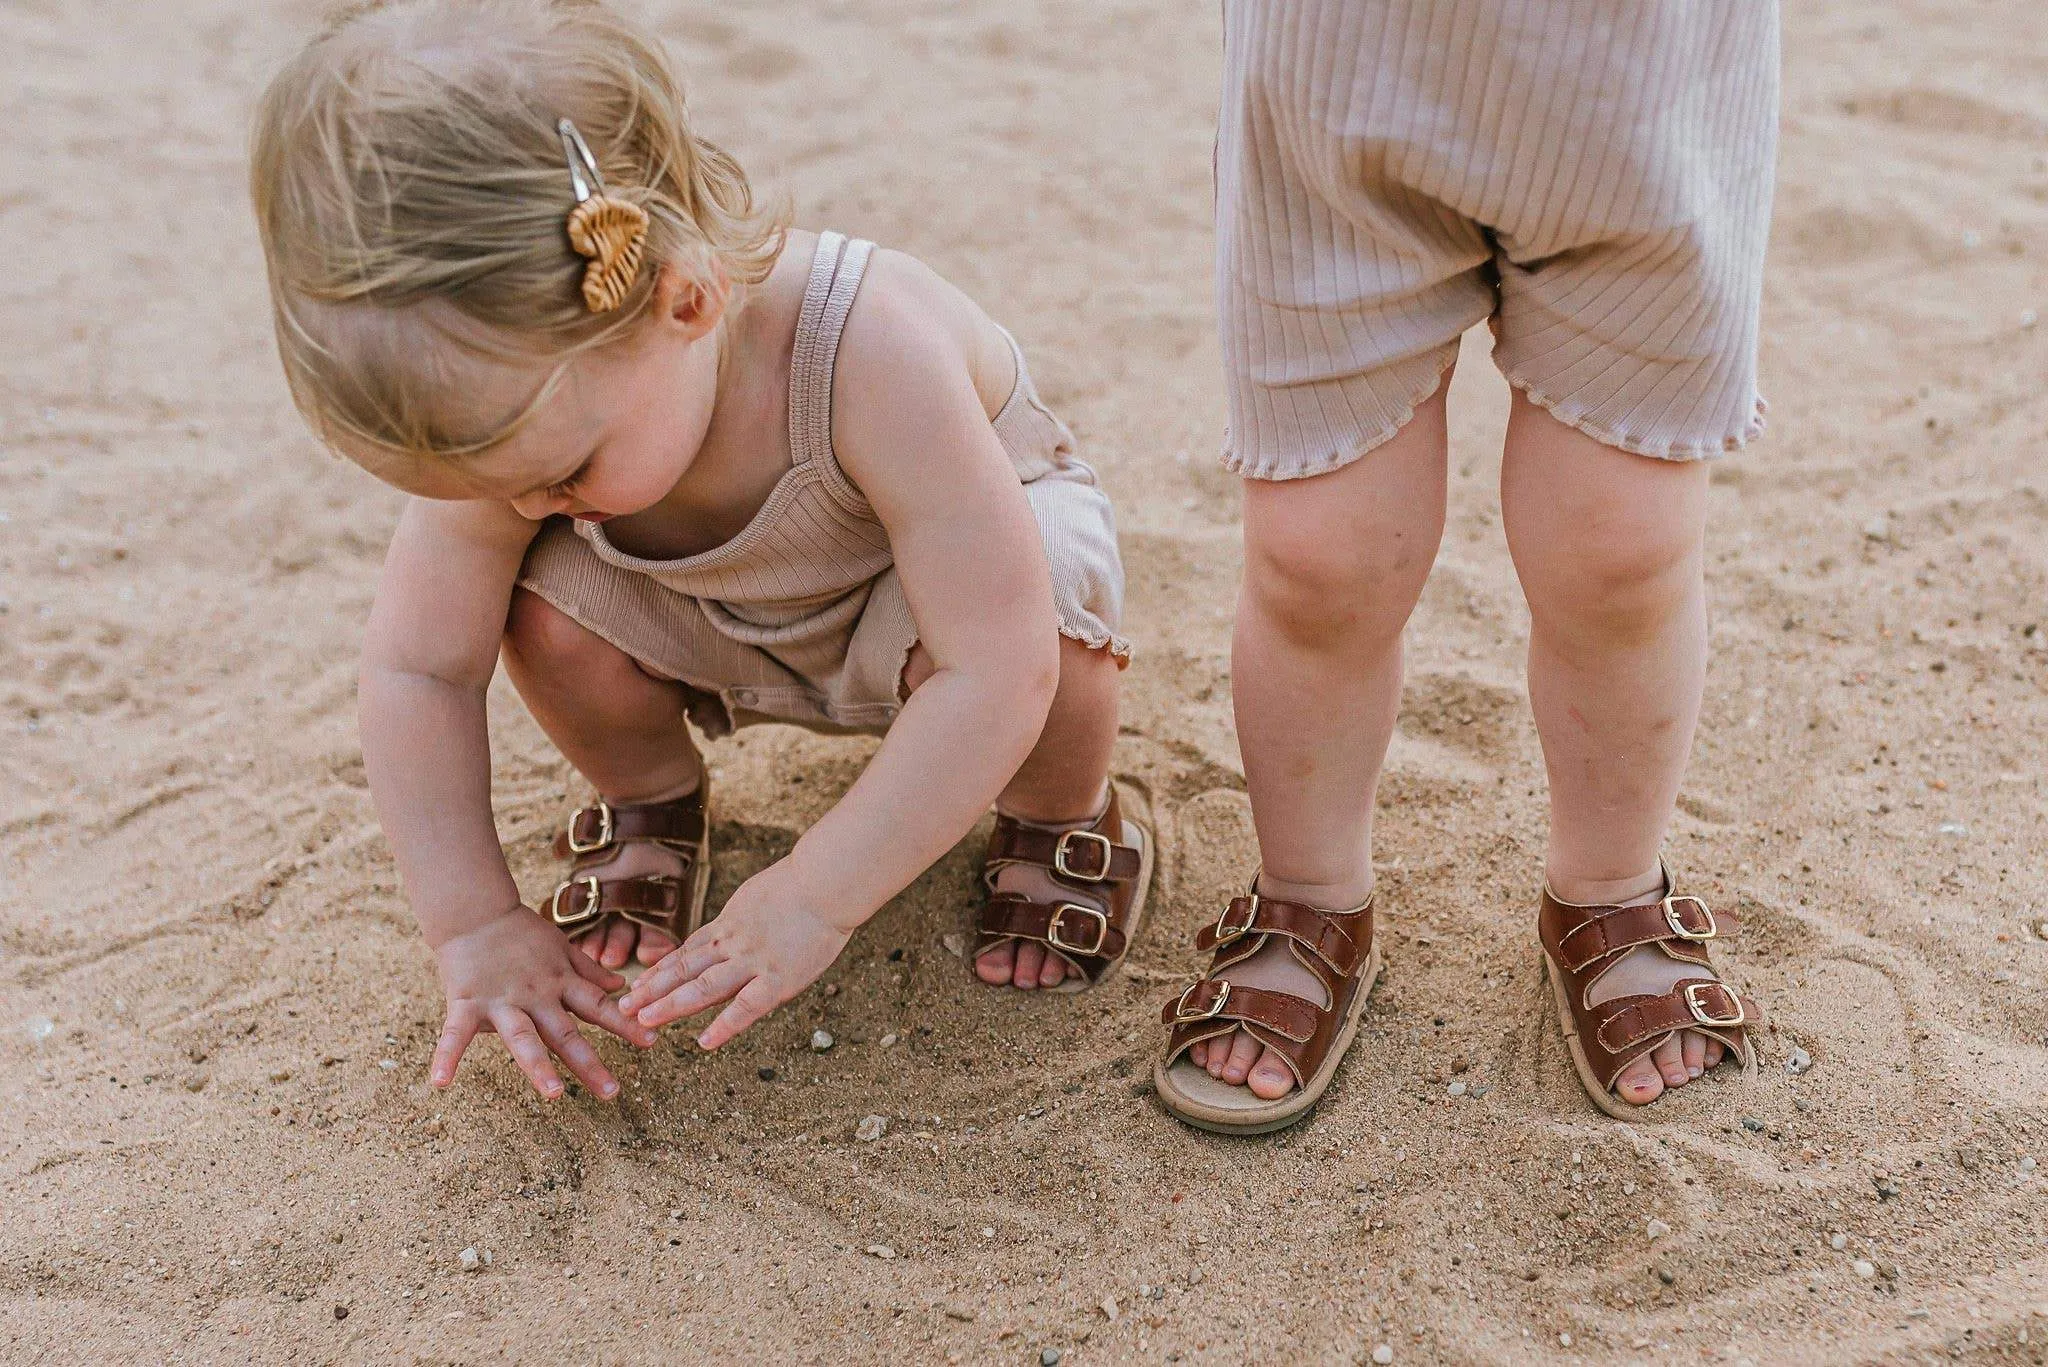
[1173,980,1230,1022]
[1662,896,1717,942]
[1053,829,1115,882]
[549,875,603,928]
[1046,903,1109,956]
[1683,981,1744,1028]
[1213,895,1259,944]
[565,801,615,855]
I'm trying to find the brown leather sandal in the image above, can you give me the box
[972,782,1154,994]
[1537,864,1763,1119]
[546,783,713,966]
[1154,881,1381,1135]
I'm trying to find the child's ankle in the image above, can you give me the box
[996,780,1112,832]
[1545,864,1665,907]
[1254,867,1375,912]
[603,766,703,808]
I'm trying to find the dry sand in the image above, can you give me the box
[4,0,2046,1362]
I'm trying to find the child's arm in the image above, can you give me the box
[622,269,1062,1047]
[361,498,655,1097]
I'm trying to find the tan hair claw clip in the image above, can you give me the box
[558,118,649,313]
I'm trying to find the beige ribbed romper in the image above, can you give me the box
[1219,0,1780,478]
[517,232,1129,739]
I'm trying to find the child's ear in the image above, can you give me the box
[653,259,730,342]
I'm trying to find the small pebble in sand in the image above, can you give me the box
[2019,1155,2037,1173]
[1830,1232,1849,1250]
[457,1247,480,1272]
[1559,1333,1572,1347]
[1645,1219,1671,1241]
[822,984,839,997]
[1656,1267,1676,1286]
[942,933,967,958]
[864,1244,896,1260]
[1099,1296,1119,1321]
[333,1305,349,1321]
[811,1030,835,1052]
[1371,1346,1394,1364]
[1853,1259,1876,1279]
[377,1060,398,1071]
[1741,1117,1765,1132]
[856,1115,888,1142]
[1446,1081,1467,1098]
[758,1067,776,1082]
[982,1226,996,1239]
[880,1033,899,1049]
[1622,1181,1637,1196]
[269,1069,292,1084]
[1786,1046,1812,1076]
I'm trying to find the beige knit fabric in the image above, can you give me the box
[517,231,1129,738]
[1218,0,1780,479]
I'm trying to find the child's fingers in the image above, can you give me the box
[695,974,785,1051]
[487,1004,566,1100]
[563,976,656,1048]
[634,956,750,1028]
[430,1003,484,1088]
[619,941,724,1013]
[532,1005,619,1100]
[567,946,627,994]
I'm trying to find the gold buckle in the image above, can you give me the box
[1683,982,1744,1027]
[565,801,614,855]
[1053,829,1115,882]
[1662,896,1717,942]
[1213,895,1259,944]
[1046,903,1109,956]
[549,875,603,928]
[1173,980,1230,1022]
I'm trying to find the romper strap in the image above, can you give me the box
[787,231,876,499]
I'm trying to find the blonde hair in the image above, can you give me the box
[251,0,785,463]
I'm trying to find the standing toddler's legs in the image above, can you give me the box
[1501,394,1725,1103]
[1184,385,1448,1097]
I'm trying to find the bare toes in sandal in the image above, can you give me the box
[970,784,1154,996]
[1155,881,1382,1135]
[549,785,712,989]
[1537,862,1763,1118]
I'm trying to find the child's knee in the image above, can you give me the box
[1521,522,1702,639]
[1243,510,1439,644]
[504,589,628,676]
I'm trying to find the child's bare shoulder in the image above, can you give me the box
[832,244,1015,429]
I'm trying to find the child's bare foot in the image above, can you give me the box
[973,785,1152,992]
[1538,869,1760,1115]
[1182,875,1365,1100]
[551,781,710,972]
[567,835,684,969]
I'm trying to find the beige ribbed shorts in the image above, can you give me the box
[1219,0,1780,479]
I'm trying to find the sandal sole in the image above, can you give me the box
[1152,943,1382,1136]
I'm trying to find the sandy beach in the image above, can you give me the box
[4,0,2046,1361]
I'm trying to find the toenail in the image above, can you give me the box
[1688,1066,1702,1078]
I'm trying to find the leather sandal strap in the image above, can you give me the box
[1592,979,1762,1057]
[983,821,1143,884]
[1193,895,1365,976]
[1554,896,1734,973]
[1157,977,1322,1043]
[552,790,707,860]
[977,893,1128,965]
[547,875,682,934]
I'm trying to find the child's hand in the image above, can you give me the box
[429,908,658,1100]
[620,861,853,1050]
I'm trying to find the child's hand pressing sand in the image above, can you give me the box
[428,907,657,1100]
[619,859,852,1050]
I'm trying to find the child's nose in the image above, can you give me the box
[509,490,565,521]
